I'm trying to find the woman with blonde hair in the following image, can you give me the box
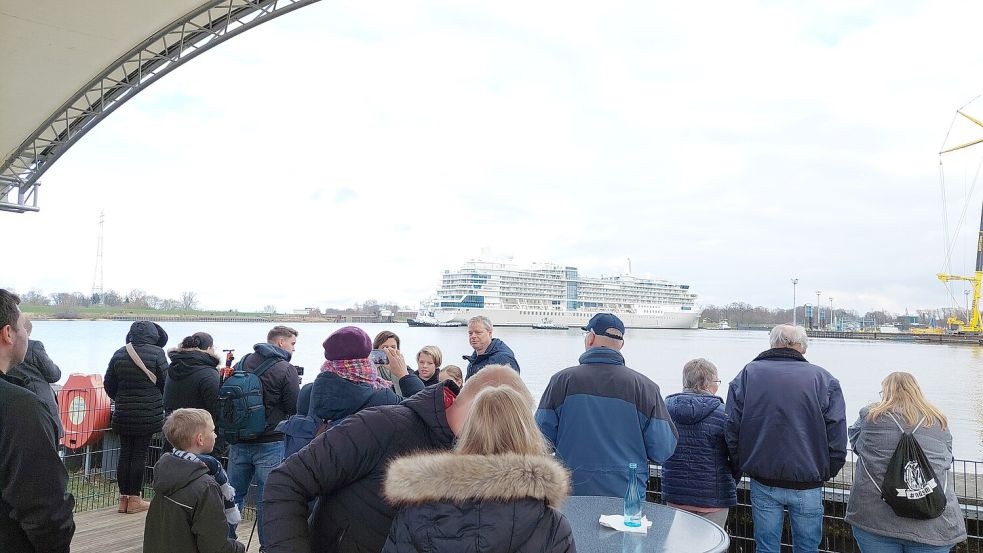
[382,384,575,553]
[846,372,966,552]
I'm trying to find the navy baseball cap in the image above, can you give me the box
[582,313,625,340]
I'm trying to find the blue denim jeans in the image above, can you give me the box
[750,480,824,553]
[227,441,284,548]
[852,527,954,553]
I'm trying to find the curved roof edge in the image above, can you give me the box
[0,0,322,213]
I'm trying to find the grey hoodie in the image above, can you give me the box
[845,406,966,546]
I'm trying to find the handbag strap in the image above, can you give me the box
[126,343,158,385]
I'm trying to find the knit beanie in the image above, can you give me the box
[322,326,372,361]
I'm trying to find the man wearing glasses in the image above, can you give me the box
[535,312,678,497]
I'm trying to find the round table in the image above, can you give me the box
[560,496,730,553]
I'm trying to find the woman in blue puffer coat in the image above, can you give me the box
[662,358,737,529]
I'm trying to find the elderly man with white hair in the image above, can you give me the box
[724,324,847,553]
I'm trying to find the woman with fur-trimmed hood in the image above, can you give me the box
[165,332,224,452]
[383,385,576,553]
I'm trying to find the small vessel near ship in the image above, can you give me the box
[531,317,568,330]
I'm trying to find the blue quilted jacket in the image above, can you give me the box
[662,391,737,508]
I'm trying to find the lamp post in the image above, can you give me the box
[816,291,821,328]
[791,278,799,326]
[830,297,835,330]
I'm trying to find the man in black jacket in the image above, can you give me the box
[0,289,75,553]
[227,325,301,551]
[9,318,62,437]
[263,364,527,553]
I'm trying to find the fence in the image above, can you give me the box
[60,386,981,551]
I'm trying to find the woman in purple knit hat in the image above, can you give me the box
[303,327,425,431]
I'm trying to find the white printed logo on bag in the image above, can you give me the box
[898,460,937,499]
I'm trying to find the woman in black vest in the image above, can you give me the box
[104,321,168,514]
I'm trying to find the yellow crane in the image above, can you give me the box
[938,110,983,333]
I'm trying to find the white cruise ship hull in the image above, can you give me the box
[433,308,700,329]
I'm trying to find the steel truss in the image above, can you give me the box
[0,0,321,213]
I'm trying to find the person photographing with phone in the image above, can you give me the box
[309,327,424,427]
[372,331,417,396]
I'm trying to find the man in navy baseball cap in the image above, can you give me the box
[581,312,625,340]
[538,310,677,496]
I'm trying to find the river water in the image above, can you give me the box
[31,321,983,459]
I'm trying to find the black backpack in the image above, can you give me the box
[860,413,947,519]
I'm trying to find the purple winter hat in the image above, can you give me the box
[322,326,372,361]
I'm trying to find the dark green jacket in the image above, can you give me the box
[144,453,244,553]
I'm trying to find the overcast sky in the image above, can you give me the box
[7,0,983,314]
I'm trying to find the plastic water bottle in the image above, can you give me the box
[624,462,642,527]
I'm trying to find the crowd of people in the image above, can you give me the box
[0,287,970,553]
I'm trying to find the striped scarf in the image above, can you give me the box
[172,449,240,525]
[320,358,393,390]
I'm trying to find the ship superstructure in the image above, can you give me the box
[430,260,700,329]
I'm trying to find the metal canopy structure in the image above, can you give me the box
[0,0,321,213]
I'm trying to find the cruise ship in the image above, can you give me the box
[428,259,701,329]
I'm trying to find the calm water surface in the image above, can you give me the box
[32,321,983,459]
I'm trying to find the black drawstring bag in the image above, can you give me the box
[860,413,947,520]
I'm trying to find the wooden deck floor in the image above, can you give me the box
[72,507,262,553]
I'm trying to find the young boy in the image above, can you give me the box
[144,409,245,553]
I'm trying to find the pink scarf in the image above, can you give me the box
[320,358,393,390]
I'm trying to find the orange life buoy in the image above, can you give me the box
[58,374,112,449]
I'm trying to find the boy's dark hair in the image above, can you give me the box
[0,289,21,331]
[372,330,400,350]
[267,325,298,342]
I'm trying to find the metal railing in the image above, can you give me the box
[59,386,980,550]
[645,453,982,553]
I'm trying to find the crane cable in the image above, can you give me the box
[938,105,983,310]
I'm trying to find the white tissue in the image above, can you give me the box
[598,514,652,534]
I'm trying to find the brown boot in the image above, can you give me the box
[125,495,150,514]
[118,495,129,513]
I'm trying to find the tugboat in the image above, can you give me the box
[532,317,568,330]
[407,314,465,327]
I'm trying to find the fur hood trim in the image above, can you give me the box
[167,347,221,366]
[385,453,570,507]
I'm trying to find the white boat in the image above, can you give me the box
[532,317,568,330]
[428,259,701,329]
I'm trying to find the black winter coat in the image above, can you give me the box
[383,453,576,553]
[237,343,301,443]
[662,390,737,508]
[263,383,457,553]
[144,454,244,553]
[104,321,169,436]
[0,374,75,553]
[10,339,62,436]
[164,348,222,426]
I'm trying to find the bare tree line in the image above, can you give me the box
[14,288,199,312]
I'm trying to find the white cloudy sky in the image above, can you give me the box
[7,0,983,314]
